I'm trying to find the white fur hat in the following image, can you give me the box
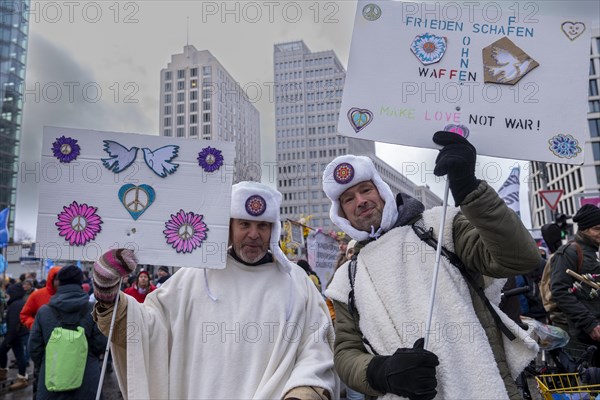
[230,181,290,273]
[322,155,398,241]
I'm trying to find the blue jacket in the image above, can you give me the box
[29,284,107,400]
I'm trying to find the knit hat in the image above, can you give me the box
[158,266,169,274]
[93,248,138,303]
[6,283,25,301]
[58,265,83,286]
[323,155,398,241]
[230,181,295,319]
[574,204,600,230]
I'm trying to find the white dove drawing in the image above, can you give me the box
[486,46,535,83]
[101,140,139,173]
[142,145,180,177]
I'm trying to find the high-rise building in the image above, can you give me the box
[529,29,600,228]
[159,45,260,183]
[274,41,441,229]
[0,0,30,239]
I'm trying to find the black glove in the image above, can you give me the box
[366,338,439,400]
[432,131,480,206]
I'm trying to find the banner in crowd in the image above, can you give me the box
[497,166,521,217]
[0,208,9,248]
[36,126,235,268]
[340,1,592,164]
[306,231,339,291]
[290,221,304,245]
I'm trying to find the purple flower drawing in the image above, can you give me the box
[163,210,208,253]
[55,201,103,246]
[52,136,81,163]
[197,146,224,173]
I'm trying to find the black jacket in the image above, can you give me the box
[551,233,600,338]
[29,284,107,400]
[4,283,28,345]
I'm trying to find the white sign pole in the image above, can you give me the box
[423,180,450,350]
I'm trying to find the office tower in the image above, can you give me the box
[274,41,441,229]
[159,45,260,183]
[0,0,30,239]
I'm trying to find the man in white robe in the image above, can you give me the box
[93,182,337,399]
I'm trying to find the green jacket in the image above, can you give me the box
[331,181,540,399]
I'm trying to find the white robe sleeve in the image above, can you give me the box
[281,274,339,398]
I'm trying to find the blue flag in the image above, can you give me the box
[0,208,9,248]
[44,258,54,272]
[0,254,6,273]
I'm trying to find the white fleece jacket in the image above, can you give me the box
[326,207,538,400]
[110,255,337,399]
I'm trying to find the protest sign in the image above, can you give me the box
[307,231,339,291]
[340,1,592,164]
[36,126,235,268]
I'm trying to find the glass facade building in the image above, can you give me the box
[0,0,30,239]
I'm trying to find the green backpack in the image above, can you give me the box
[45,306,89,392]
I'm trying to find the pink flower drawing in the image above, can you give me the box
[55,201,103,246]
[163,209,208,254]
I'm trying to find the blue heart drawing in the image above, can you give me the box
[347,108,373,133]
[118,184,156,220]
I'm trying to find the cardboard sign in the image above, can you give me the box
[306,231,339,292]
[340,1,592,164]
[36,126,235,268]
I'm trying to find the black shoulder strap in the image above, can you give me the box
[347,256,358,316]
[49,304,89,330]
[412,219,517,341]
[346,256,378,355]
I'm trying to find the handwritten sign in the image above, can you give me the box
[306,231,338,292]
[36,126,235,268]
[340,1,592,164]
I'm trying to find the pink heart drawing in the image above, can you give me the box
[443,124,470,139]
[561,22,585,41]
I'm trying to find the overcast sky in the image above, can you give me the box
[14,0,600,239]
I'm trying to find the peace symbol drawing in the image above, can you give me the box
[362,3,381,21]
[347,108,374,133]
[118,184,156,220]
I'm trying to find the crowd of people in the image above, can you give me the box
[0,265,171,396]
[2,131,600,399]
